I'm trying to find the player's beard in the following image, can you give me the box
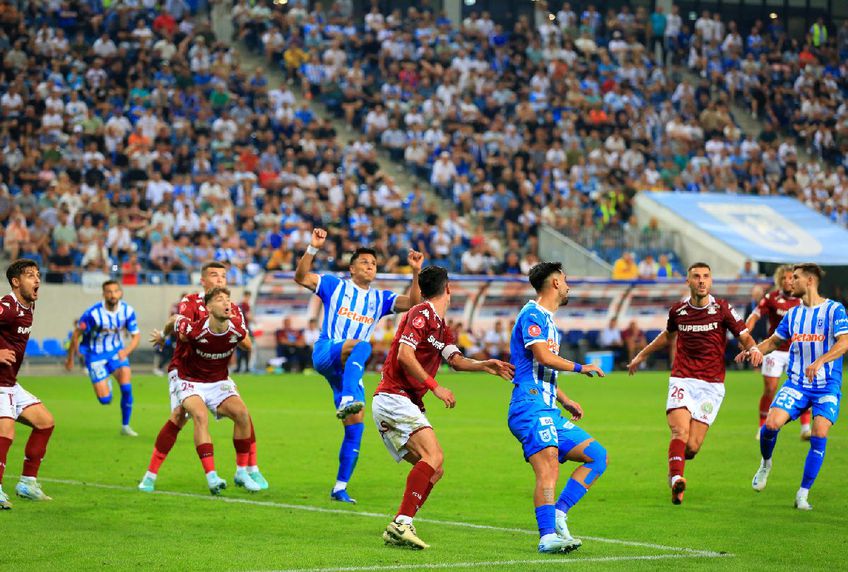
[560,293,570,307]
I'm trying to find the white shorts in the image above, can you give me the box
[761,350,790,378]
[372,392,432,463]
[168,369,181,411]
[0,383,41,421]
[176,376,240,418]
[667,377,726,426]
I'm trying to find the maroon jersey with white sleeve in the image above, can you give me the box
[168,292,243,373]
[752,290,800,352]
[667,295,748,384]
[376,302,461,411]
[177,316,248,383]
[0,294,33,387]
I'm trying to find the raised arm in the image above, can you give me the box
[294,228,326,292]
[391,250,424,312]
[627,330,672,374]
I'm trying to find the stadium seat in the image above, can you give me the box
[566,330,584,346]
[26,339,48,358]
[41,338,66,357]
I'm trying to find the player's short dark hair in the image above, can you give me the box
[687,262,711,273]
[528,262,563,292]
[350,247,377,265]
[793,263,825,283]
[6,258,39,286]
[102,279,120,290]
[204,286,231,305]
[201,261,227,275]
[418,266,449,299]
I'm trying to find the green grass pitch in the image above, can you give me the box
[3,370,846,571]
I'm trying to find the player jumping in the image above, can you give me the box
[295,228,423,504]
[170,287,260,494]
[508,262,606,554]
[745,265,809,440]
[0,259,56,508]
[65,280,141,436]
[374,265,513,549]
[138,261,268,492]
[740,264,848,510]
[628,262,759,505]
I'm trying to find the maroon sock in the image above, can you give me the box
[668,438,686,480]
[233,438,251,468]
[421,479,436,505]
[148,420,181,474]
[22,426,54,478]
[196,443,215,474]
[248,419,257,467]
[799,408,811,426]
[759,395,771,426]
[0,436,12,484]
[397,461,436,519]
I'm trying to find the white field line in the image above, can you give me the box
[34,476,731,560]
[259,553,731,572]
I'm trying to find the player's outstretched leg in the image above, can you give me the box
[753,408,790,492]
[555,439,606,550]
[795,417,831,510]
[332,414,364,504]
[0,423,13,509]
[337,341,370,419]
[218,397,261,493]
[139,414,184,492]
[246,417,268,489]
[15,404,55,501]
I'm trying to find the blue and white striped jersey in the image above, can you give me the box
[78,301,139,357]
[774,299,848,391]
[510,301,562,408]
[315,274,397,342]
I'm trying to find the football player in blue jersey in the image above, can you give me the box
[66,280,140,436]
[739,263,848,510]
[295,228,424,503]
[508,262,606,554]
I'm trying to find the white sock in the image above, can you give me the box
[144,471,157,481]
[800,423,811,431]
[797,487,809,497]
[20,476,35,483]
[395,515,413,525]
[333,480,347,493]
[205,471,218,483]
[247,465,259,473]
[761,458,772,469]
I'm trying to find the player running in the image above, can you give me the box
[508,262,606,554]
[0,259,56,508]
[170,287,259,494]
[374,265,513,549]
[740,264,848,510]
[65,280,141,436]
[745,265,809,440]
[138,262,268,492]
[627,262,760,505]
[295,228,423,504]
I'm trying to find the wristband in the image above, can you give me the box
[424,376,438,390]
[306,245,319,256]
[573,363,583,373]
[749,346,761,353]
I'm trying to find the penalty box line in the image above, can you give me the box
[35,476,732,559]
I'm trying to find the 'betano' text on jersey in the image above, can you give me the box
[78,301,139,356]
[315,274,397,342]
[774,299,848,390]
[510,301,562,408]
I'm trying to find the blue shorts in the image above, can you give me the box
[508,398,592,462]
[85,351,130,384]
[772,383,840,425]
[312,339,364,408]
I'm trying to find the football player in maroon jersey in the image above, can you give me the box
[627,262,761,504]
[0,259,56,508]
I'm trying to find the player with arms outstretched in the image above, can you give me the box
[628,262,759,504]
[508,262,606,554]
[295,228,424,504]
[138,261,267,492]
[745,265,809,439]
[65,280,141,436]
[0,259,56,508]
[170,287,259,494]
[740,264,848,510]
[375,266,513,549]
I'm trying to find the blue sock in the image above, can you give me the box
[336,422,364,483]
[801,436,827,489]
[342,342,371,399]
[759,426,779,460]
[555,478,589,513]
[535,504,556,537]
[97,393,113,405]
[120,384,133,426]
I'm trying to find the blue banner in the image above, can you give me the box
[646,192,848,265]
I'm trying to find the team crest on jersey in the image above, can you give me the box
[412,315,426,329]
[538,429,553,443]
[817,319,824,328]
[707,305,717,315]
[229,335,239,343]
[528,324,542,337]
